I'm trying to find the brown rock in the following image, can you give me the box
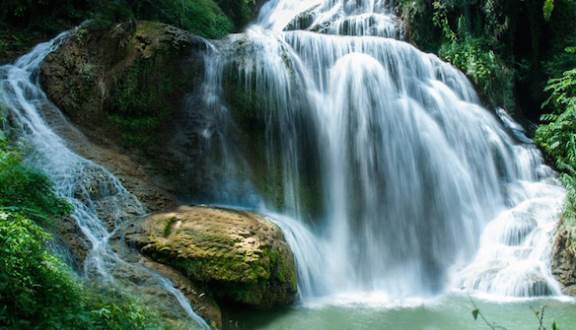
[125,206,298,308]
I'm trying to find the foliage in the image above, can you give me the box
[0,0,235,39]
[0,0,245,61]
[398,0,576,116]
[0,210,80,329]
[535,50,576,255]
[543,0,576,78]
[426,0,515,109]
[0,130,167,328]
[535,67,576,169]
[543,0,556,22]
[216,0,258,30]
[439,35,514,109]
[129,0,233,39]
[0,210,167,329]
[0,136,71,224]
[432,1,456,43]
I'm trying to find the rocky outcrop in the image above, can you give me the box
[552,219,576,295]
[124,206,298,308]
[40,21,222,201]
[41,20,206,150]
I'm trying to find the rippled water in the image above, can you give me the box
[227,295,576,330]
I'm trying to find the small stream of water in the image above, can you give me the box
[0,32,210,330]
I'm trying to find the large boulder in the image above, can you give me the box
[124,206,298,307]
[39,21,218,202]
[41,20,207,151]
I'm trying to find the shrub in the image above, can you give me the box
[0,210,168,329]
[439,36,514,109]
[128,0,233,39]
[0,139,71,225]
[0,210,81,328]
[535,67,576,169]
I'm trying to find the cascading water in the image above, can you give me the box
[0,33,210,329]
[1,0,569,327]
[200,0,567,304]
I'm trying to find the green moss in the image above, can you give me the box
[162,217,178,237]
[142,215,297,307]
[106,51,188,149]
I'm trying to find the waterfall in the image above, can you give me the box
[1,0,568,324]
[0,34,210,329]
[199,0,567,303]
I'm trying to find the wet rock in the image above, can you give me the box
[40,20,207,149]
[141,257,223,328]
[124,206,298,308]
[552,220,576,294]
[55,215,91,266]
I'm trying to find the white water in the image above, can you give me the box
[0,34,210,329]
[0,0,568,326]
[200,0,568,305]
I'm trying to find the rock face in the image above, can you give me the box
[39,20,249,203]
[41,20,206,150]
[138,257,223,329]
[552,220,576,295]
[124,206,298,307]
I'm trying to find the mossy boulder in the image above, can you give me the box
[40,20,217,200]
[41,20,207,151]
[124,206,298,307]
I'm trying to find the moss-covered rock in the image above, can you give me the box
[41,20,206,151]
[124,206,298,308]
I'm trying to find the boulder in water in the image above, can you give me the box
[124,206,298,308]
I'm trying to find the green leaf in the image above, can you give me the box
[472,308,479,320]
[543,0,555,22]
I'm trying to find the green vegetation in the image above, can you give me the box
[0,0,258,62]
[536,65,576,172]
[0,133,167,329]
[0,139,71,224]
[398,0,576,118]
[107,57,178,147]
[98,0,234,39]
[0,211,167,329]
[535,49,576,237]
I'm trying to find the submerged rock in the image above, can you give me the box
[124,206,298,307]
